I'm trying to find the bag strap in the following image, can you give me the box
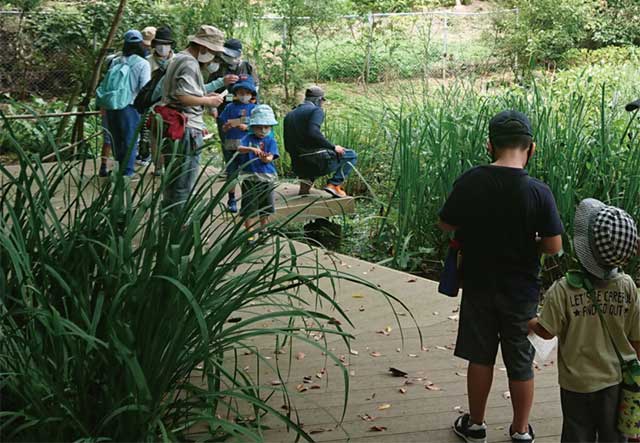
[568,270,626,367]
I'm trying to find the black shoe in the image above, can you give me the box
[453,414,487,443]
[98,167,110,177]
[510,424,535,443]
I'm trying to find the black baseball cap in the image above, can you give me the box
[305,86,326,100]
[223,39,243,58]
[626,99,640,112]
[489,110,533,140]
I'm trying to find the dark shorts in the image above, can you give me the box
[455,288,538,381]
[240,180,275,217]
[560,385,623,443]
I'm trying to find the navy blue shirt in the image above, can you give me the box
[439,165,563,300]
[237,133,279,175]
[218,102,255,140]
[283,102,335,155]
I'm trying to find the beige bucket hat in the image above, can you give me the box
[141,26,157,46]
[188,25,225,55]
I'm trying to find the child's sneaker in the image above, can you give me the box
[509,424,535,443]
[98,166,110,177]
[453,414,487,443]
[227,196,238,213]
[136,155,151,167]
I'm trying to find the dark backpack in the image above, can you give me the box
[133,68,165,114]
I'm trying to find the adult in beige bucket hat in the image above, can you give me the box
[188,25,225,62]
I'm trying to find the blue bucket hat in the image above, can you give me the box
[124,30,143,44]
[249,105,277,126]
[232,76,256,94]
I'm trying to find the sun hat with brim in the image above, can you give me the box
[152,26,174,45]
[249,105,278,126]
[223,38,243,59]
[188,25,225,54]
[141,26,156,46]
[574,198,638,280]
[232,77,256,94]
[124,30,143,44]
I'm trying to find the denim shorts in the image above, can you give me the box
[454,287,538,381]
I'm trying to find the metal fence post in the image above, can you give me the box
[442,12,448,80]
[365,11,374,84]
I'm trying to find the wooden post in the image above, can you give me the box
[442,13,448,80]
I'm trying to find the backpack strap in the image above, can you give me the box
[566,269,626,367]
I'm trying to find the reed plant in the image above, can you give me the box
[0,119,410,441]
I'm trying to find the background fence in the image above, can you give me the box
[0,7,518,100]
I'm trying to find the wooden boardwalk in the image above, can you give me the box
[218,247,563,442]
[2,160,562,442]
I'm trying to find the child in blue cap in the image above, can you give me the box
[236,105,279,241]
[217,76,257,213]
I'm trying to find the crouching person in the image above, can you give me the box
[236,105,279,242]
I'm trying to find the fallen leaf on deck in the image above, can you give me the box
[352,294,365,299]
[339,355,346,363]
[316,372,324,379]
[447,315,459,321]
[407,278,417,283]
[296,352,305,360]
[243,351,251,355]
[310,428,333,434]
[296,384,307,393]
[396,348,401,353]
[399,387,407,394]
[389,367,408,377]
[359,414,376,422]
[370,351,382,357]
[243,366,249,371]
[495,426,505,431]
[227,317,242,323]
[436,346,448,351]
[328,318,341,326]
[502,391,511,400]
[359,306,365,312]
[455,372,467,377]
[454,406,464,414]
[350,370,355,376]
[377,403,391,410]
[281,404,289,411]
[445,344,455,350]
[350,349,359,356]
[408,354,418,358]
[432,311,439,316]
[303,376,312,383]
[421,345,429,352]
[369,425,387,432]
[271,380,282,386]
[425,382,441,391]
[196,362,204,370]
[309,384,321,390]
[366,393,376,400]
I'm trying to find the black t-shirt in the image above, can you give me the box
[283,102,335,156]
[439,165,563,300]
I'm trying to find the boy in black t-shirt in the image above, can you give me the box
[439,110,564,443]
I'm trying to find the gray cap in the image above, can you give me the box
[305,86,326,100]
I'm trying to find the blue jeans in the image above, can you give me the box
[163,128,203,214]
[327,148,357,185]
[105,105,140,176]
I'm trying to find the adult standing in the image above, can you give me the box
[283,86,357,197]
[100,30,151,177]
[161,25,225,214]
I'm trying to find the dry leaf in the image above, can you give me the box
[370,351,382,357]
[309,428,332,434]
[455,371,467,377]
[352,294,365,299]
[271,380,282,386]
[445,344,455,350]
[295,352,305,360]
[408,353,418,358]
[377,403,391,410]
[396,348,401,353]
[359,414,376,422]
[366,393,376,400]
[243,366,249,371]
[227,317,242,323]
[436,346,448,351]
[296,384,307,393]
[303,375,312,383]
[502,391,511,400]
[421,345,429,352]
[339,355,346,363]
[447,315,459,321]
[425,382,441,391]
[316,372,324,379]
[399,387,407,394]
[359,306,365,312]
[350,349,359,356]
[454,406,464,414]
[388,367,408,377]
[369,425,387,432]
[328,317,341,326]
[432,311,439,316]
[407,278,417,283]
[349,370,356,376]
[309,384,321,390]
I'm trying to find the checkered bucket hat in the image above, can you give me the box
[574,198,638,279]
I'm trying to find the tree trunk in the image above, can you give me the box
[72,0,128,147]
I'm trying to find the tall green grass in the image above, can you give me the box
[328,65,640,278]
[0,119,412,441]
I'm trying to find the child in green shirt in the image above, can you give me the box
[529,198,640,443]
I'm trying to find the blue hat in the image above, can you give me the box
[232,76,256,94]
[124,30,143,44]
[249,105,277,126]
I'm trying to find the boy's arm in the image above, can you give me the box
[538,235,563,255]
[237,146,259,154]
[528,317,555,339]
[631,341,640,359]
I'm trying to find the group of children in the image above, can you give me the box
[440,110,640,443]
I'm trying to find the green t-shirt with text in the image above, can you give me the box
[538,273,640,393]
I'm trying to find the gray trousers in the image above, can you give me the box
[561,384,625,443]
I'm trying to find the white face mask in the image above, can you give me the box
[253,127,271,138]
[197,50,215,64]
[236,94,251,104]
[155,44,171,58]
[206,62,220,74]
